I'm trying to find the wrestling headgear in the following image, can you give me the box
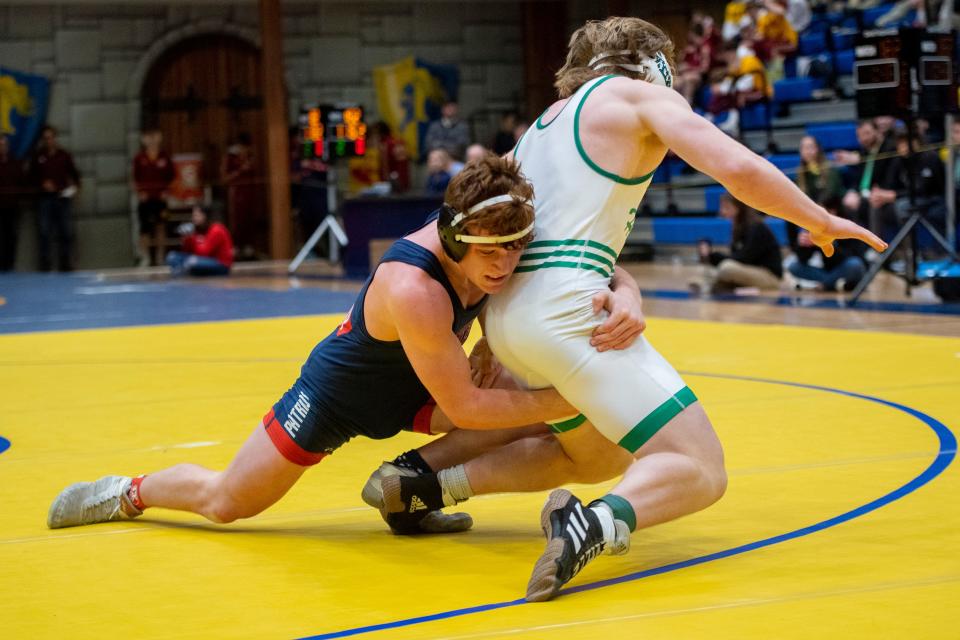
[587,49,673,88]
[437,194,535,262]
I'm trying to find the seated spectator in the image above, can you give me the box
[835,119,897,233]
[938,0,960,28]
[166,206,234,277]
[491,112,520,155]
[465,143,491,164]
[425,149,455,196]
[696,194,783,293]
[939,119,960,199]
[375,121,411,193]
[869,127,946,246]
[133,129,175,267]
[756,0,799,60]
[785,0,812,33]
[788,197,867,291]
[876,0,927,27]
[723,1,752,40]
[513,119,530,143]
[424,101,470,161]
[797,135,844,204]
[733,33,773,105]
[676,17,712,105]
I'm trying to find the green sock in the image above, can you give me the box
[596,494,637,532]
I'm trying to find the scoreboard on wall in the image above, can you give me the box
[299,104,367,162]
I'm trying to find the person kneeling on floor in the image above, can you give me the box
[166,205,234,277]
[787,197,867,292]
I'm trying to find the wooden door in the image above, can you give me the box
[141,35,267,256]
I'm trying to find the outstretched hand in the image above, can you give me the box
[809,213,888,258]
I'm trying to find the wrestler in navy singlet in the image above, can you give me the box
[262,225,486,465]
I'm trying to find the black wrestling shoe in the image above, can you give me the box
[526,489,605,602]
[380,473,472,535]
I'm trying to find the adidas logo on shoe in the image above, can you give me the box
[408,495,428,513]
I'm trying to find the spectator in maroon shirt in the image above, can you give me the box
[133,129,175,266]
[0,135,26,271]
[166,205,234,277]
[30,126,80,272]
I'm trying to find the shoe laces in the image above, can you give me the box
[81,487,121,521]
[572,540,605,576]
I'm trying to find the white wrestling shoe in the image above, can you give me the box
[361,461,418,509]
[47,475,142,529]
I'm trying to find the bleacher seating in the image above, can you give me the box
[773,77,818,103]
[704,185,726,214]
[834,48,855,75]
[798,30,828,56]
[862,3,894,27]
[647,3,934,247]
[831,28,857,51]
[740,102,770,131]
[764,153,801,176]
[651,217,789,246]
[807,122,859,151]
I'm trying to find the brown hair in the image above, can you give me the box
[445,155,535,250]
[555,17,677,98]
[720,193,761,245]
[797,135,829,194]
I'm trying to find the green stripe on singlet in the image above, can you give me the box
[520,248,615,270]
[514,260,612,278]
[549,414,587,433]
[523,239,618,259]
[618,386,698,453]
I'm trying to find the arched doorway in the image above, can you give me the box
[141,34,267,257]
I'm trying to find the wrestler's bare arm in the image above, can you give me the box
[386,276,575,430]
[612,80,887,256]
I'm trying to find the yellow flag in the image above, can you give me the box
[373,57,448,160]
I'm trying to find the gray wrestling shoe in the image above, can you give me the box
[47,475,142,529]
[361,461,419,509]
[365,463,473,534]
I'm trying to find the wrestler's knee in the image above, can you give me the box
[204,483,265,524]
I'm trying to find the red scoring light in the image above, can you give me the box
[354,137,365,155]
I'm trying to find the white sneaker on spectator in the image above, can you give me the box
[793,277,823,291]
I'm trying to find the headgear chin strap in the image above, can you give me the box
[587,49,673,88]
[438,194,535,262]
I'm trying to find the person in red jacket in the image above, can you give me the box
[166,206,234,276]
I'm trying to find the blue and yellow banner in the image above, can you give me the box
[0,67,49,159]
[373,57,459,161]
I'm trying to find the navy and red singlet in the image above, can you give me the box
[263,231,485,465]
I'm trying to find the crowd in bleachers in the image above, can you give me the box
[659,1,960,294]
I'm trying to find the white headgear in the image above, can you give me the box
[587,50,673,88]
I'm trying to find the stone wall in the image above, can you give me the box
[0,2,526,269]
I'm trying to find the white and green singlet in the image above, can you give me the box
[484,75,696,453]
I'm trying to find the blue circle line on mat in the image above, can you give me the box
[0,437,9,456]
[298,373,956,640]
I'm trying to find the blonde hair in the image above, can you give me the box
[555,17,677,98]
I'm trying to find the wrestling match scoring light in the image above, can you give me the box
[300,104,366,162]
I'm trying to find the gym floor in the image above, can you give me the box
[1,262,957,639]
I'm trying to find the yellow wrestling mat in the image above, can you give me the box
[1,316,957,639]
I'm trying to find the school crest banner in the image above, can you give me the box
[0,67,49,159]
[373,57,459,161]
